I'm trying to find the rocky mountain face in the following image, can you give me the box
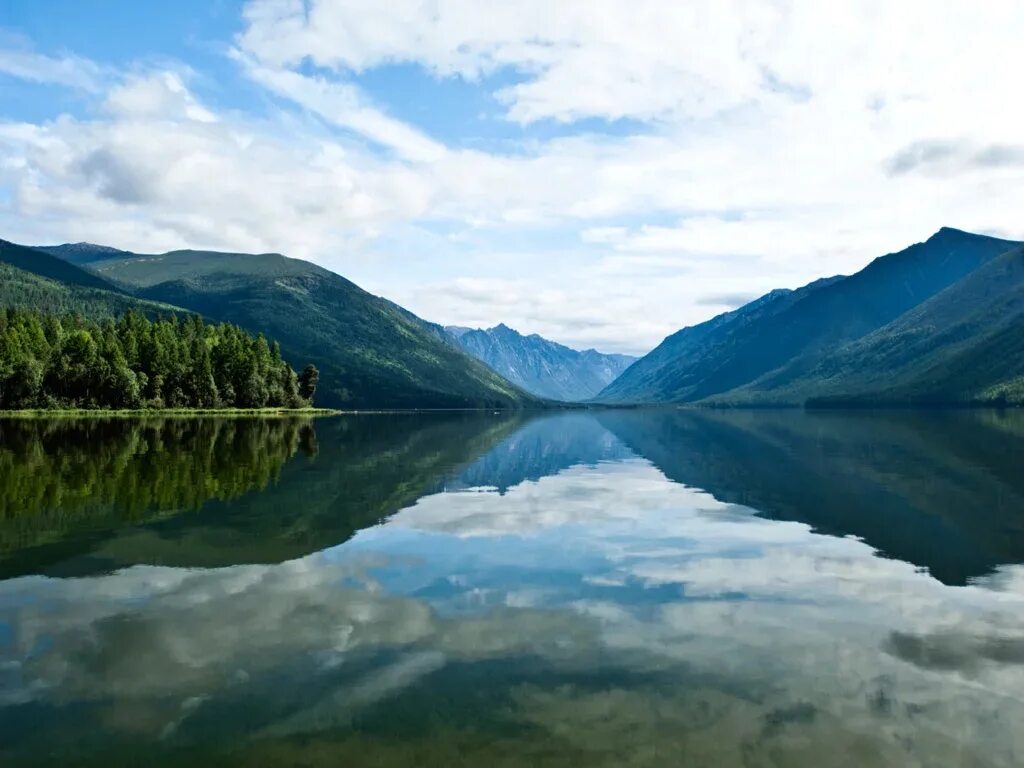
[448,323,636,402]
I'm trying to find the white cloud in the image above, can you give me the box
[2,1,1024,352]
[0,72,437,257]
[104,72,218,123]
[0,42,106,92]
[236,0,771,124]
[237,0,1024,133]
[237,55,445,162]
[401,272,688,354]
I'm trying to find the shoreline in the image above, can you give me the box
[2,403,1020,418]
[0,407,343,419]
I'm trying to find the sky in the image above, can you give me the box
[1,1,1023,355]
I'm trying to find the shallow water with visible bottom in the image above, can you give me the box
[1,409,1023,766]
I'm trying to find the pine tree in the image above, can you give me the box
[298,364,319,403]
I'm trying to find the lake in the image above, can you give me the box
[1,410,1023,766]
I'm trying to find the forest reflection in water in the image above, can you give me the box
[0,413,526,577]
[0,417,317,574]
[1,409,1023,766]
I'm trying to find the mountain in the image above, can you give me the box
[770,244,1024,406]
[0,239,179,318]
[447,323,636,401]
[597,228,1022,405]
[595,278,842,404]
[452,412,634,492]
[36,244,539,409]
[35,242,131,266]
[1,239,121,292]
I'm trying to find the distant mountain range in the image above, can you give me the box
[5,225,1024,409]
[446,323,635,401]
[2,239,539,409]
[597,228,1024,407]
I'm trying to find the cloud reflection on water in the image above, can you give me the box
[2,450,1024,764]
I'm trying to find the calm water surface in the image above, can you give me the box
[1,410,1024,766]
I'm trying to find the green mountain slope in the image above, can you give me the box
[598,228,1021,404]
[1,239,122,292]
[50,247,538,409]
[0,241,180,319]
[35,242,132,266]
[747,245,1024,406]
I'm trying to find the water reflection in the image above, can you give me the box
[0,417,316,518]
[0,417,316,577]
[596,409,1024,584]
[1,410,1023,765]
[0,413,525,577]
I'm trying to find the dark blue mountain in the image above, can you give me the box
[597,228,1022,405]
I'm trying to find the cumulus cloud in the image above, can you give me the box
[235,0,805,125]
[1,1,1024,351]
[235,0,1024,139]
[104,71,218,123]
[0,72,437,256]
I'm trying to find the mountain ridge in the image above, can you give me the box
[790,243,1024,406]
[12,226,1024,409]
[597,228,1022,406]
[1,240,186,320]
[447,323,636,402]
[1,239,124,292]
[14,240,541,409]
[36,242,131,265]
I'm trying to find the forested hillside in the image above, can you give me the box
[0,239,117,291]
[39,246,539,409]
[0,262,181,320]
[2,239,186,320]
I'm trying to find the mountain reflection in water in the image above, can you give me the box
[1,409,1022,766]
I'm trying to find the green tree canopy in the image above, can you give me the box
[0,308,315,410]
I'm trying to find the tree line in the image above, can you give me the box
[0,308,318,410]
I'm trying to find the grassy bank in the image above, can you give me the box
[0,407,342,419]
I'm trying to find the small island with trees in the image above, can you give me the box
[0,308,323,413]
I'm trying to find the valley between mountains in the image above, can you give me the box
[3,226,1023,408]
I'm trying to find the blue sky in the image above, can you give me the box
[1,1,1023,353]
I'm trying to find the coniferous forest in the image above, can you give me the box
[0,308,318,410]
